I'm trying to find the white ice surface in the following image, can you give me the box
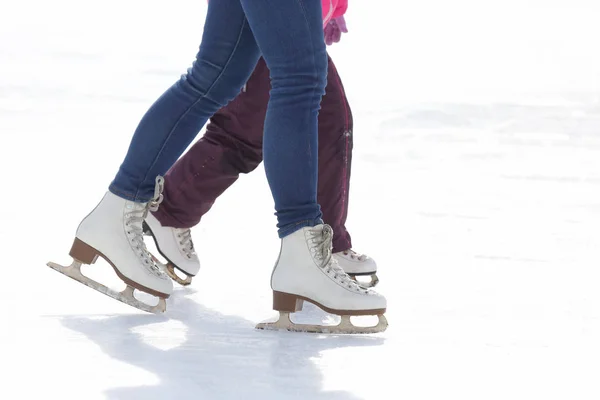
[2,0,600,399]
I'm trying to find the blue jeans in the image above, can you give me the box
[109,0,327,237]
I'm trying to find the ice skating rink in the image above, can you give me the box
[1,1,600,398]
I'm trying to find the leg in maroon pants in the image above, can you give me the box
[315,59,353,253]
[148,53,378,286]
[152,54,354,253]
[151,59,269,231]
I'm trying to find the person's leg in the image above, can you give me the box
[109,3,261,202]
[152,58,270,229]
[316,55,353,253]
[241,0,327,237]
[239,0,385,330]
[144,58,270,285]
[315,57,378,286]
[57,0,262,308]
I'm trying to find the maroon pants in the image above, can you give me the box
[153,55,354,252]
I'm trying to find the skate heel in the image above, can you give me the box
[69,238,100,265]
[273,291,304,312]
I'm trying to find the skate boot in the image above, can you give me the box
[334,249,379,288]
[143,212,200,286]
[256,224,387,334]
[46,177,173,313]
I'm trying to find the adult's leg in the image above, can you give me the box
[109,0,262,202]
[240,0,327,236]
[62,0,263,304]
[242,1,386,328]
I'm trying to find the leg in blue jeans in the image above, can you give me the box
[109,0,327,237]
[242,1,327,236]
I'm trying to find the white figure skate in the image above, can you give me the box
[256,224,387,334]
[143,212,200,286]
[46,177,173,313]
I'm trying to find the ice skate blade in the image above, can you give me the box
[256,312,388,334]
[350,273,379,288]
[165,264,193,286]
[149,253,193,287]
[46,260,166,314]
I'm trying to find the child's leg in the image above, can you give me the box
[153,58,270,228]
[317,56,354,253]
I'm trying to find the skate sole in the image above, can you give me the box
[69,238,170,299]
[271,290,386,316]
[256,312,388,334]
[46,260,167,314]
[46,238,169,313]
[255,291,387,334]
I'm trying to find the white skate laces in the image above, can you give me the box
[342,249,368,261]
[175,228,195,259]
[309,225,369,294]
[125,176,168,279]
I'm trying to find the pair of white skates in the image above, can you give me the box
[47,180,387,334]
